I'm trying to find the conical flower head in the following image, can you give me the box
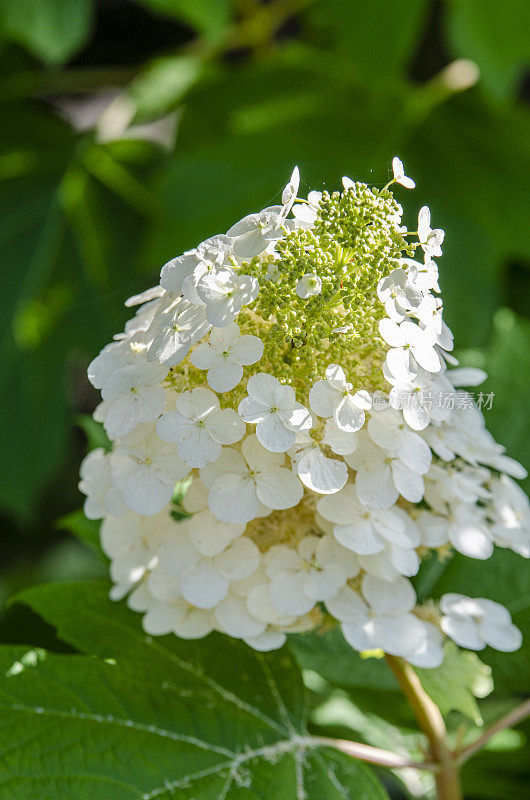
[81,162,528,666]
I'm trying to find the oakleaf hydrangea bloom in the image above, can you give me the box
[391,156,416,190]
[296,273,323,298]
[238,373,311,452]
[190,323,263,393]
[440,594,522,652]
[156,387,245,468]
[81,158,528,669]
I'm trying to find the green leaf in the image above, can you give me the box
[459,720,530,800]
[129,55,205,123]
[133,0,232,40]
[480,308,530,488]
[0,0,93,65]
[56,511,104,559]
[416,642,493,725]
[446,0,530,99]
[406,96,530,346]
[0,107,153,520]
[76,414,112,453]
[2,581,389,799]
[290,629,397,691]
[306,0,428,79]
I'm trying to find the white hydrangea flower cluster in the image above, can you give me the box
[80,160,529,666]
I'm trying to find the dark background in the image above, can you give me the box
[0,2,528,797]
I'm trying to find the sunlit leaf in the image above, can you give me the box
[417,642,493,725]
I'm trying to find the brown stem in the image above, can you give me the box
[312,735,437,771]
[386,655,462,800]
[456,697,530,765]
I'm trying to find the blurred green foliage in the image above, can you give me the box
[0,2,529,798]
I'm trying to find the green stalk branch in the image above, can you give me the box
[386,655,463,800]
[312,735,437,772]
[456,697,530,766]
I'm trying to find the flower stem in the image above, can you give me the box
[312,735,437,771]
[385,655,462,800]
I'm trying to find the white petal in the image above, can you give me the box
[180,560,229,608]
[122,468,174,516]
[283,403,312,433]
[450,524,494,560]
[447,367,487,387]
[341,620,374,652]
[143,603,185,636]
[207,358,243,393]
[230,335,264,366]
[391,460,424,503]
[441,616,484,650]
[399,430,432,473]
[156,411,188,444]
[215,596,266,637]
[325,586,368,624]
[479,619,522,652]
[209,474,259,524]
[265,545,301,576]
[160,252,197,293]
[356,465,398,509]
[175,608,215,639]
[379,319,406,347]
[189,341,217,370]
[334,520,383,555]
[362,575,416,615]
[403,403,430,431]
[317,484,359,524]
[256,414,296,453]
[297,447,348,494]
[308,380,336,418]
[246,372,278,405]
[316,534,360,577]
[159,533,199,577]
[413,344,442,373]
[200,447,247,487]
[187,511,244,557]
[269,571,315,615]
[215,537,260,581]
[303,565,346,600]
[367,413,402,450]
[389,545,420,577]
[386,347,419,382]
[238,395,268,424]
[373,614,426,657]
[334,395,365,433]
[372,510,411,547]
[176,386,218,419]
[210,322,240,349]
[246,582,297,626]
[178,427,221,468]
[241,434,285,469]
[323,419,359,455]
[244,629,286,651]
[255,467,303,510]
[206,408,246,445]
